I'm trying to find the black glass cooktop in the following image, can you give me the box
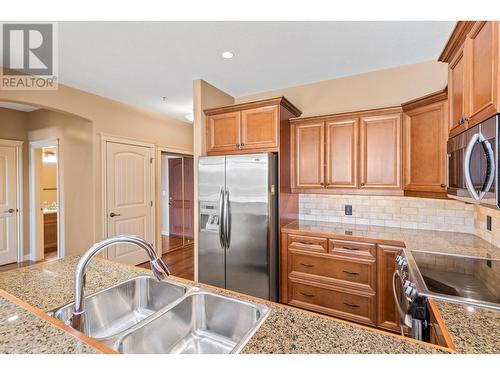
[411,251,500,306]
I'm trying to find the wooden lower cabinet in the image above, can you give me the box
[376,244,402,333]
[43,212,57,253]
[282,231,402,333]
[288,278,377,326]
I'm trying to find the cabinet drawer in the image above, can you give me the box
[288,234,327,253]
[289,251,376,289]
[289,279,376,326]
[329,240,376,258]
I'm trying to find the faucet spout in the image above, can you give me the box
[71,235,170,331]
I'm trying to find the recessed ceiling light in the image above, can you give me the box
[185,113,194,122]
[222,51,234,59]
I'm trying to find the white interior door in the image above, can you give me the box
[0,146,18,265]
[105,141,154,265]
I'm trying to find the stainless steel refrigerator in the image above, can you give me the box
[198,153,278,301]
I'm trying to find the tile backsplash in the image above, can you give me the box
[475,204,500,248]
[298,194,475,233]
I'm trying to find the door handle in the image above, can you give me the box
[218,187,225,248]
[224,188,231,248]
[342,246,360,251]
[343,301,360,308]
[300,263,315,268]
[109,212,121,218]
[4,209,15,214]
[392,270,412,329]
[464,132,495,201]
[343,270,360,276]
[300,292,315,298]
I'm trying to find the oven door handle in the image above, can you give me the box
[464,132,495,201]
[479,137,495,198]
[392,270,412,332]
[464,133,482,201]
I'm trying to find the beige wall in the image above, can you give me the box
[236,61,448,117]
[192,79,234,279]
[0,80,193,255]
[27,109,94,257]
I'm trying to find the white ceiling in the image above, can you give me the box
[0,101,39,112]
[58,21,456,122]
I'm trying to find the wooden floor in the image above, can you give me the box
[0,260,42,273]
[162,235,185,252]
[138,235,194,280]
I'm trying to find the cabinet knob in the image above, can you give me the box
[440,184,447,188]
[360,182,365,186]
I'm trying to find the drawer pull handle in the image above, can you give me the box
[343,270,360,276]
[342,246,359,251]
[300,292,315,298]
[343,301,360,308]
[300,262,315,268]
[299,241,315,245]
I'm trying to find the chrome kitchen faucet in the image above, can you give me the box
[71,235,170,331]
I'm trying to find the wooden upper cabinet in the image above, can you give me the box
[292,122,324,188]
[467,21,500,126]
[206,111,241,153]
[241,105,279,150]
[204,97,301,155]
[359,112,402,189]
[325,118,358,188]
[439,21,500,136]
[402,90,448,195]
[449,47,467,134]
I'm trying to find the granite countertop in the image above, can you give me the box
[282,220,500,353]
[0,295,98,354]
[282,220,500,259]
[0,256,450,354]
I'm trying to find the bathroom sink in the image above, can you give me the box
[50,275,188,340]
[117,291,271,354]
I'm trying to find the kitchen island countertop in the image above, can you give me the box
[0,256,452,354]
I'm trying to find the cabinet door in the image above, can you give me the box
[360,113,402,189]
[206,111,241,153]
[404,100,448,193]
[241,105,279,150]
[448,46,467,135]
[467,21,500,126]
[325,118,359,188]
[292,122,324,188]
[377,245,401,333]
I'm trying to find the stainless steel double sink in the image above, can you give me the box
[49,276,271,354]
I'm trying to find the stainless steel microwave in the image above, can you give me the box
[447,114,499,209]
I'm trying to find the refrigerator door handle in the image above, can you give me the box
[218,187,225,248]
[224,187,231,249]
